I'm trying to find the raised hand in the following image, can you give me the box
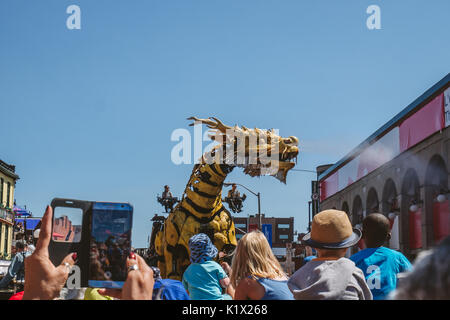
[22,206,76,300]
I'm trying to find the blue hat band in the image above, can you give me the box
[303,228,362,249]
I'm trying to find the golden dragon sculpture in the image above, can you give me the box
[154,117,299,280]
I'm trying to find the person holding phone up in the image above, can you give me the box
[21,205,154,300]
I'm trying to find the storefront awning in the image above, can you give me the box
[15,218,41,230]
[13,205,31,217]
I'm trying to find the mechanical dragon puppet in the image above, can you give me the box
[154,117,299,279]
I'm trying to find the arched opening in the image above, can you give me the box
[352,196,363,226]
[382,178,399,249]
[401,168,422,256]
[366,188,380,214]
[341,201,350,216]
[382,179,398,215]
[425,155,449,246]
[351,196,364,254]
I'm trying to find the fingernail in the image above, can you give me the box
[129,252,136,260]
[72,253,78,261]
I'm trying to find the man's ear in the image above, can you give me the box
[387,232,391,241]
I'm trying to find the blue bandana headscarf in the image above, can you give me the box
[188,233,218,263]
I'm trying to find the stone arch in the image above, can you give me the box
[382,178,400,249]
[352,195,363,226]
[382,178,398,216]
[366,187,380,214]
[401,168,422,256]
[341,201,350,216]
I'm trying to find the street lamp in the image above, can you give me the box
[409,199,423,212]
[224,182,261,230]
[436,188,450,203]
[291,168,319,232]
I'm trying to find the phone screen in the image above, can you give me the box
[88,202,133,289]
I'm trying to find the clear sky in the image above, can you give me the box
[1,0,449,248]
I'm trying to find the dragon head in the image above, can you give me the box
[188,117,299,183]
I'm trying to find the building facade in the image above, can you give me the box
[0,160,19,260]
[317,74,450,260]
[53,215,82,242]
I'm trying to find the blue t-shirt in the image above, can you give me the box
[182,260,230,300]
[350,247,412,300]
[257,278,294,300]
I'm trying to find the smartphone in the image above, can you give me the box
[88,202,133,289]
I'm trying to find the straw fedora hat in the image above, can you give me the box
[302,209,361,249]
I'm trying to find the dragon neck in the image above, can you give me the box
[178,163,233,218]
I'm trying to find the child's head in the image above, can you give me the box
[231,230,286,287]
[188,233,218,263]
[302,209,361,253]
[362,213,391,248]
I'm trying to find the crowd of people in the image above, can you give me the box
[89,238,130,282]
[3,205,450,300]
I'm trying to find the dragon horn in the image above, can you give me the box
[209,117,232,132]
[187,116,217,128]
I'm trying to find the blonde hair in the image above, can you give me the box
[230,230,287,287]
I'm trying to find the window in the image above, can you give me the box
[0,179,3,205]
[279,235,289,240]
[235,223,247,229]
[4,226,9,257]
[277,224,290,229]
[236,234,244,240]
[6,182,11,208]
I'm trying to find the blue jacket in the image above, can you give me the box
[350,247,412,300]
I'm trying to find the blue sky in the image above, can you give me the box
[1,0,449,248]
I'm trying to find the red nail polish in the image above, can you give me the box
[129,252,136,260]
[72,253,77,261]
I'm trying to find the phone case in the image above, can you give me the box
[48,198,92,288]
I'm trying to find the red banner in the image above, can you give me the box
[320,171,338,201]
[399,94,444,152]
[409,209,422,249]
[433,201,450,244]
[320,92,445,202]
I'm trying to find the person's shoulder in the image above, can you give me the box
[161,278,183,285]
[203,259,222,269]
[335,257,364,273]
[343,258,367,278]
[196,260,223,274]
[389,249,412,266]
[380,247,408,259]
[378,246,396,253]
[349,249,369,262]
[162,279,189,292]
[337,256,356,264]
[183,263,196,274]
[303,255,316,262]
[239,276,260,290]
